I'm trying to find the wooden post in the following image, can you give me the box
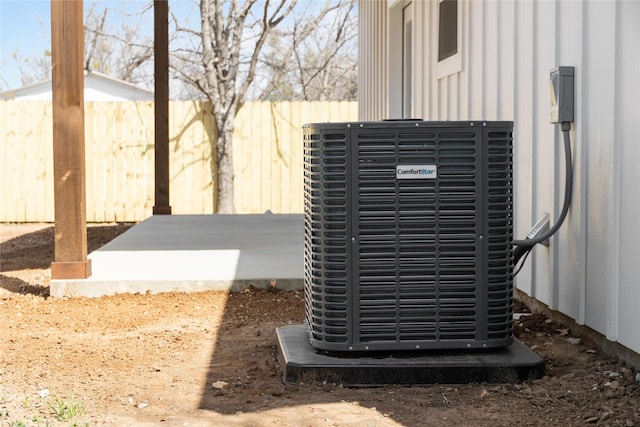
[153,0,171,214]
[50,0,91,279]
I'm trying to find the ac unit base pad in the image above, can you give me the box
[277,325,544,386]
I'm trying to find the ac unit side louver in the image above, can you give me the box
[303,120,514,352]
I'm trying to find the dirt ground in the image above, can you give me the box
[1,224,639,427]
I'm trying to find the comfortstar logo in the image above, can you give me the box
[396,165,438,179]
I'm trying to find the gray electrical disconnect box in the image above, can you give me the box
[549,66,575,123]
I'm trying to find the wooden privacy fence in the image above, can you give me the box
[0,100,358,222]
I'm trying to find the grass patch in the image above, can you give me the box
[0,393,89,426]
[48,395,85,422]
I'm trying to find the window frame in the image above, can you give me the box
[436,0,462,79]
[402,3,413,118]
[388,0,413,119]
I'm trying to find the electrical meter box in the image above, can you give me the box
[550,66,575,124]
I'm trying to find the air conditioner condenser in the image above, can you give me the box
[303,120,514,352]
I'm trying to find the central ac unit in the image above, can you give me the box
[303,120,514,352]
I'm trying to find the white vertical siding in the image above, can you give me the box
[358,0,640,356]
[531,0,556,308]
[466,1,483,120]
[497,1,514,120]
[555,0,584,328]
[483,1,498,119]
[512,0,535,294]
[613,0,640,352]
[358,0,388,121]
[413,2,429,119]
[582,1,617,337]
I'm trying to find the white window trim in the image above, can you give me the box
[388,0,413,119]
[436,0,463,79]
[402,3,413,118]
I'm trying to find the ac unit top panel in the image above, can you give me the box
[303,120,514,130]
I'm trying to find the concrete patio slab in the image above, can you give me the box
[50,214,304,298]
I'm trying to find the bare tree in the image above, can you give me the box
[256,0,357,102]
[171,0,356,212]
[5,48,52,88]
[83,2,155,88]
[5,2,155,91]
[196,0,299,213]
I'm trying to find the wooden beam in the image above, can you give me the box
[153,0,171,215]
[50,0,91,279]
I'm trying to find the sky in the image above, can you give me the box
[0,0,354,96]
[0,0,199,92]
[0,0,52,90]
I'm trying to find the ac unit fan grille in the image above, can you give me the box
[354,129,481,344]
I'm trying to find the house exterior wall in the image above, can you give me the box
[358,0,389,120]
[359,0,640,355]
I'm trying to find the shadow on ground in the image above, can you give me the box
[0,224,133,297]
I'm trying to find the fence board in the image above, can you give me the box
[41,103,54,222]
[169,101,215,215]
[1,102,13,221]
[0,100,357,222]
[0,102,6,222]
[9,103,25,221]
[260,102,272,212]
[290,101,304,212]
[136,102,155,218]
[85,102,99,222]
[27,103,49,221]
